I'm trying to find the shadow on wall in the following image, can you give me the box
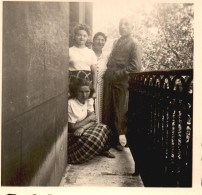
[2,2,69,186]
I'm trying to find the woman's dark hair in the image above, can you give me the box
[73,24,92,48]
[69,78,94,99]
[73,24,91,37]
[93,32,107,42]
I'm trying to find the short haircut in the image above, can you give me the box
[73,24,91,36]
[93,32,107,42]
[69,78,94,99]
[119,17,133,27]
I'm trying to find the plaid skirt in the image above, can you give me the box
[68,123,111,164]
[69,70,92,83]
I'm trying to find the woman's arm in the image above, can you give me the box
[82,121,96,130]
[68,112,96,132]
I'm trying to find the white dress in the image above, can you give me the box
[95,52,109,123]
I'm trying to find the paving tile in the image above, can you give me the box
[60,147,144,187]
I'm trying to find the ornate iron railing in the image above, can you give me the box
[128,69,193,187]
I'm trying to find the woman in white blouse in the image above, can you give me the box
[68,78,115,164]
[69,24,97,98]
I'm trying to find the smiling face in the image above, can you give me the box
[76,86,91,104]
[119,18,133,37]
[74,30,89,47]
[93,35,106,50]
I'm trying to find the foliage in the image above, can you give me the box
[104,3,194,71]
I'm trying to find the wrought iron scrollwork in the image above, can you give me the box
[128,69,193,187]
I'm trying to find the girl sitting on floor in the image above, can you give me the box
[68,78,115,164]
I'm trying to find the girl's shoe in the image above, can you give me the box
[115,144,124,151]
[102,151,115,158]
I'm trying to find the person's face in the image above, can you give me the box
[93,35,106,50]
[76,86,90,104]
[119,18,133,37]
[75,30,89,46]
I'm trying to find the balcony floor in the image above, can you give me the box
[60,147,144,187]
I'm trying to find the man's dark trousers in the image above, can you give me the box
[102,74,128,146]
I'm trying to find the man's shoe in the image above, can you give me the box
[119,134,127,147]
[103,151,115,158]
[132,172,140,176]
[115,144,124,151]
[132,167,140,176]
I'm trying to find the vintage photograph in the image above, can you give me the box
[1,0,195,191]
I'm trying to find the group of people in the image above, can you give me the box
[67,18,142,175]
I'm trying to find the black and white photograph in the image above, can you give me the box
[0,0,201,194]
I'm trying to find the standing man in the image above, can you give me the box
[102,17,142,170]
